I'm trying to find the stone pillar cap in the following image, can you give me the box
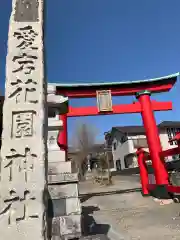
[47,95,68,105]
[47,84,56,94]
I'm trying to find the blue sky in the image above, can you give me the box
[0,0,180,143]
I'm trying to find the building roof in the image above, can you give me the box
[113,126,145,134]
[158,121,180,128]
[112,121,180,135]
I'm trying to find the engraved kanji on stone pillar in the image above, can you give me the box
[0,0,47,239]
[0,189,38,225]
[2,147,36,182]
[12,111,35,138]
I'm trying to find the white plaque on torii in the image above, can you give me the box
[96,90,113,112]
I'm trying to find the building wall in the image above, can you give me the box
[159,128,176,150]
[112,127,180,170]
[114,134,149,170]
[159,127,180,161]
[159,129,171,161]
[112,131,135,170]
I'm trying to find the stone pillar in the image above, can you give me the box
[47,85,82,239]
[47,85,67,165]
[0,0,48,239]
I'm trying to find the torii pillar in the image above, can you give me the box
[136,148,149,196]
[59,114,68,152]
[56,96,69,159]
[136,90,170,198]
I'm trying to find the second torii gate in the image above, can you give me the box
[53,73,178,198]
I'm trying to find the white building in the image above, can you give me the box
[105,121,180,171]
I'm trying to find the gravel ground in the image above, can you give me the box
[79,175,180,240]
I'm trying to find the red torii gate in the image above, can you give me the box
[54,73,178,197]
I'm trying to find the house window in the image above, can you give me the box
[124,158,128,168]
[133,138,148,148]
[172,154,180,161]
[116,160,121,170]
[113,142,117,150]
[167,128,180,146]
[124,154,134,168]
[121,136,127,144]
[48,107,56,118]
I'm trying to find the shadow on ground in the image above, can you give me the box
[80,187,142,203]
[81,205,110,239]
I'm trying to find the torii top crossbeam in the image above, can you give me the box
[51,73,178,98]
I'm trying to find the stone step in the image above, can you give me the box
[48,161,72,175]
[48,173,79,184]
[48,150,66,163]
[51,214,82,239]
[49,197,81,216]
[48,183,79,199]
[80,234,110,240]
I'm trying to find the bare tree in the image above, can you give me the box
[70,121,97,180]
[95,150,112,185]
